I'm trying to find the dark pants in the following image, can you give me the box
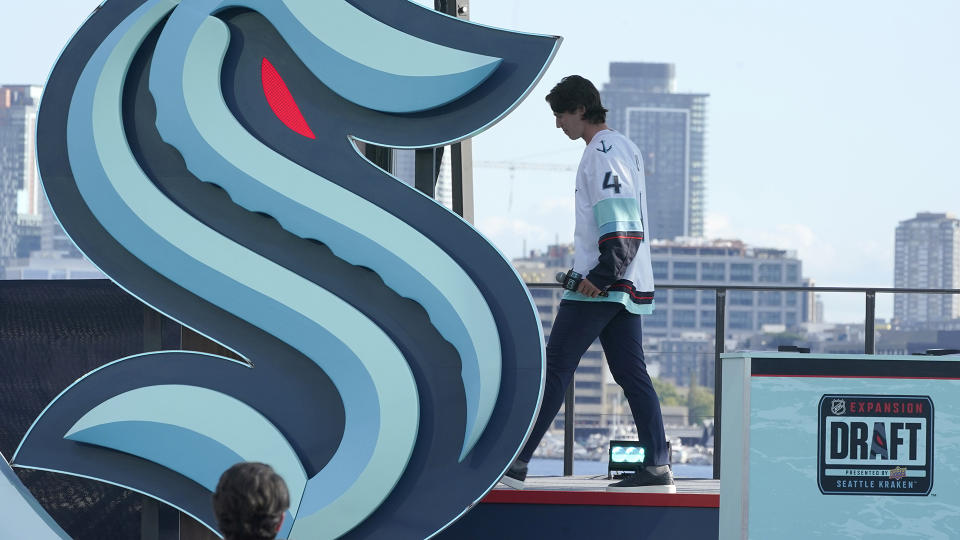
[518,300,669,466]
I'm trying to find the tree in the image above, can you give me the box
[687,382,715,426]
[652,377,684,406]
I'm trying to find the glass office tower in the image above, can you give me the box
[601,63,708,240]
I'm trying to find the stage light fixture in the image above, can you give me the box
[608,440,646,478]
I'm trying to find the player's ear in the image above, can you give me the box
[576,105,586,119]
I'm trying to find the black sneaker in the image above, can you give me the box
[499,460,528,489]
[607,465,676,493]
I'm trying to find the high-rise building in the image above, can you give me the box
[2,84,99,279]
[647,238,809,337]
[600,63,708,240]
[391,148,453,210]
[0,85,42,268]
[802,278,822,325]
[392,149,416,186]
[894,212,960,324]
[16,214,41,258]
[643,238,809,388]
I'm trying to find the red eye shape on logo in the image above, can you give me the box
[260,57,317,140]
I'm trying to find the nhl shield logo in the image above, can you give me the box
[831,399,846,415]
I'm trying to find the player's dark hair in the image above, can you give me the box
[545,75,607,124]
[213,462,290,540]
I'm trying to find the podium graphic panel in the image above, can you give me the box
[720,352,960,539]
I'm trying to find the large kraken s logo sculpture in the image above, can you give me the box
[18,0,559,537]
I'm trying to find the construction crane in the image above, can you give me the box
[474,160,576,172]
[474,160,576,211]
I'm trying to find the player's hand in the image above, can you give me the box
[577,278,602,298]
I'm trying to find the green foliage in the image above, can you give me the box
[687,383,715,426]
[652,377,684,406]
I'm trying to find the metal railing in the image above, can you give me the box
[526,282,960,479]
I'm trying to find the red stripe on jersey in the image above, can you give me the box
[599,235,644,245]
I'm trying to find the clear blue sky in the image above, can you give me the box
[4,0,959,322]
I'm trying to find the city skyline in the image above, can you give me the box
[464,0,960,324]
[513,237,813,394]
[0,84,100,279]
[2,0,959,322]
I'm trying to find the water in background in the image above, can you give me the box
[529,458,713,479]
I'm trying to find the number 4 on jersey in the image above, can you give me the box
[602,171,621,194]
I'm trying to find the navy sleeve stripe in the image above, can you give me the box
[586,232,644,289]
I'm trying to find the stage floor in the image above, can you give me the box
[437,475,720,539]
[485,474,720,507]
[493,474,720,493]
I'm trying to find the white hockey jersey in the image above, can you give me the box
[563,129,655,314]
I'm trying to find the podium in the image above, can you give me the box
[719,351,960,539]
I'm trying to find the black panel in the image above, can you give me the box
[436,503,719,539]
[751,357,960,378]
[0,280,159,540]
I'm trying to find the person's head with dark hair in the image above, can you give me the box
[545,75,609,143]
[546,75,607,123]
[213,462,290,540]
